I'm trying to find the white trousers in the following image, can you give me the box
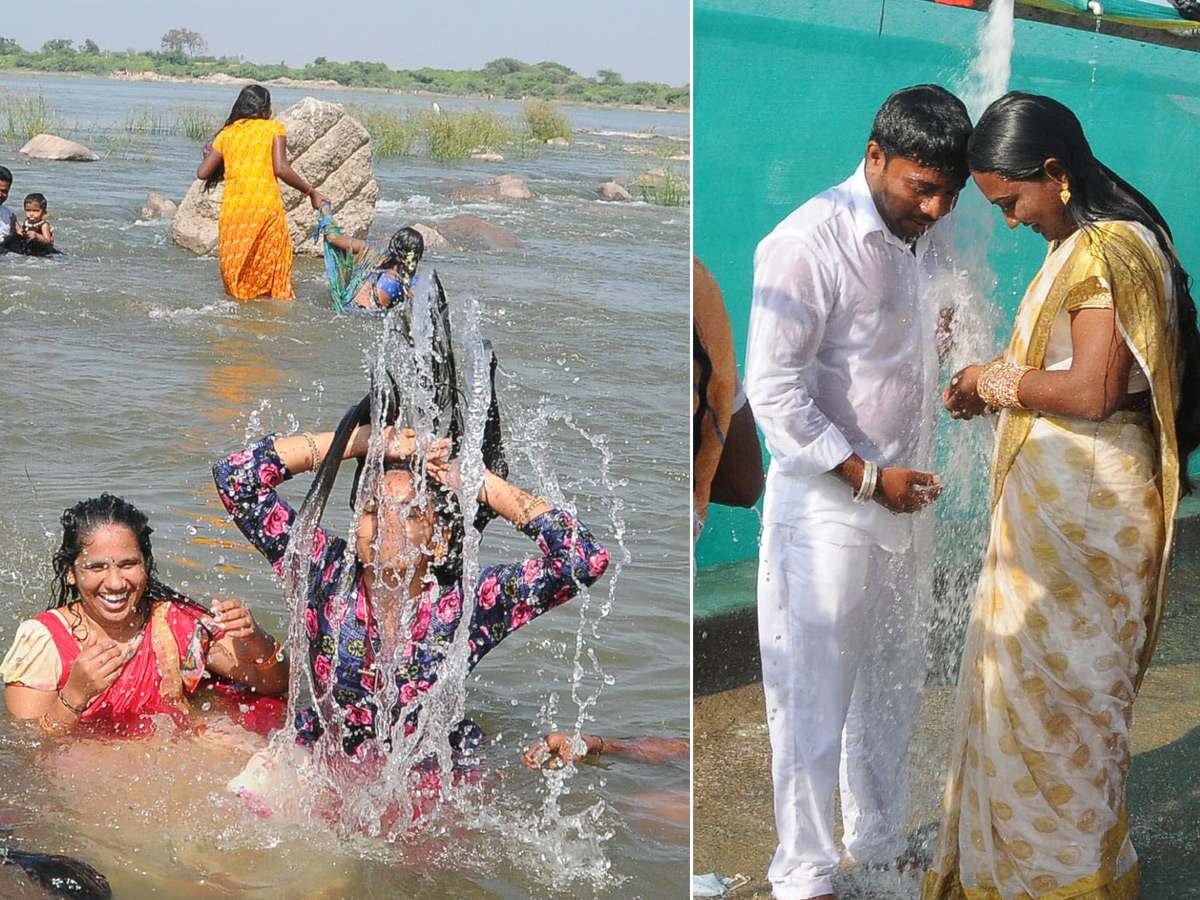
[758,523,929,899]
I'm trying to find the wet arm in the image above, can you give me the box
[1009,307,1134,421]
[271,135,329,208]
[196,146,224,180]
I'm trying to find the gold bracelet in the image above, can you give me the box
[251,635,283,669]
[40,713,68,734]
[514,495,547,531]
[303,432,321,472]
[977,360,1034,409]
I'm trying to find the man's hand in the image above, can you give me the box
[876,467,941,513]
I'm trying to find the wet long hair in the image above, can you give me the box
[969,91,1200,490]
[869,83,973,184]
[49,493,202,613]
[298,273,507,589]
[380,227,425,301]
[202,84,273,192]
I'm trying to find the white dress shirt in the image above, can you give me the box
[0,206,14,240]
[745,162,949,550]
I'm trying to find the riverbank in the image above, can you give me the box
[0,67,691,114]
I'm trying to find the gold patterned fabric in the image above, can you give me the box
[923,221,1182,900]
[212,118,294,300]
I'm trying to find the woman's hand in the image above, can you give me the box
[522,732,590,769]
[944,364,988,420]
[64,633,140,707]
[309,189,331,210]
[204,598,258,640]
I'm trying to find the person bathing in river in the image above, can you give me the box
[1,494,288,737]
[196,85,330,300]
[20,193,55,256]
[323,225,424,312]
[213,418,610,818]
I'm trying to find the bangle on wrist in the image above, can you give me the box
[58,691,87,715]
[852,460,878,504]
[303,184,314,197]
[303,432,321,471]
[40,713,69,734]
[514,495,547,531]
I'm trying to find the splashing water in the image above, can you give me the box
[239,270,629,882]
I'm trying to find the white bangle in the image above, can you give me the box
[852,460,878,504]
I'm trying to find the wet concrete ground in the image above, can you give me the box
[694,531,1200,900]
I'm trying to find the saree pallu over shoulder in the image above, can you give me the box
[989,221,1181,685]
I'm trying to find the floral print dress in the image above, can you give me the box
[214,436,609,759]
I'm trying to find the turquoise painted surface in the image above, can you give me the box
[694,0,1200,570]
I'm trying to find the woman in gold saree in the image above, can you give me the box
[925,92,1200,900]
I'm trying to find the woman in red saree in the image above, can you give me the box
[1,493,288,737]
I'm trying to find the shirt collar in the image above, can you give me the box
[847,160,930,255]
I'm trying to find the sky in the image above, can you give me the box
[2,0,692,86]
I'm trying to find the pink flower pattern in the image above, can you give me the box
[215,436,609,758]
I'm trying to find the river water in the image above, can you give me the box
[0,73,689,899]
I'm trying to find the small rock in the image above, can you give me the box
[545,137,570,148]
[440,214,528,251]
[448,173,532,203]
[599,181,632,202]
[411,223,448,251]
[19,133,99,162]
[141,192,178,219]
[469,152,505,162]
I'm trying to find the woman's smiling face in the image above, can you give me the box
[67,525,148,628]
[972,166,1076,243]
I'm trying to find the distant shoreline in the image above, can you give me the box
[0,68,691,116]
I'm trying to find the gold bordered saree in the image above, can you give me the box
[923,222,1182,900]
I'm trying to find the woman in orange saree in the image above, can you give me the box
[196,85,330,300]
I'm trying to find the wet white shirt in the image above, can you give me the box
[745,162,950,550]
[0,206,14,240]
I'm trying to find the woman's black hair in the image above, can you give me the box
[386,227,425,280]
[202,84,273,192]
[298,271,507,589]
[49,493,203,613]
[970,91,1200,491]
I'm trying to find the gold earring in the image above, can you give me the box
[1060,184,1071,206]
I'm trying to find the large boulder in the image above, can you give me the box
[19,134,99,162]
[172,97,378,258]
[448,173,532,203]
[439,214,528,251]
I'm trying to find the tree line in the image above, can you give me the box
[0,33,689,110]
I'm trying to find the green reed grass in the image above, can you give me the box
[345,103,419,158]
[175,103,221,142]
[637,163,690,207]
[522,100,572,144]
[121,105,174,135]
[418,108,516,162]
[0,89,65,144]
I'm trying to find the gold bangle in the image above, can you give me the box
[251,635,283,669]
[40,713,68,734]
[514,495,547,531]
[303,432,321,472]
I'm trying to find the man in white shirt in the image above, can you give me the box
[0,166,17,250]
[745,84,972,900]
